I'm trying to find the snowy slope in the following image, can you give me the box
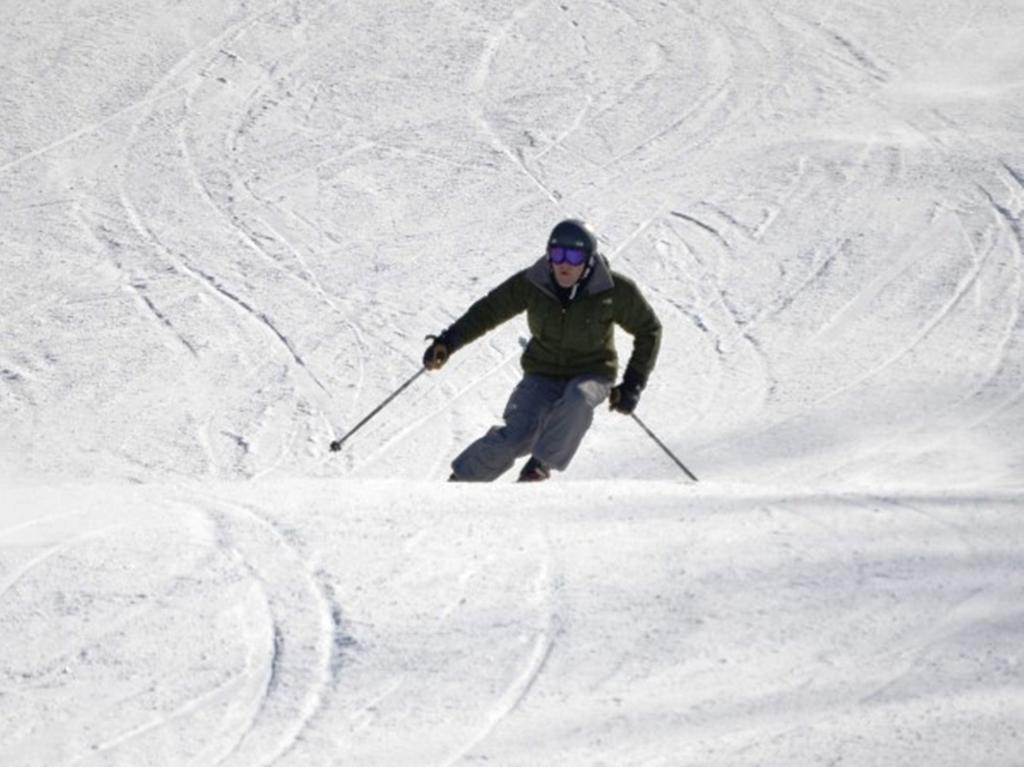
[2,1,1023,765]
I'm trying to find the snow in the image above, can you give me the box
[1,1,1023,764]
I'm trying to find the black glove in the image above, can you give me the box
[423,332,453,371]
[609,368,645,415]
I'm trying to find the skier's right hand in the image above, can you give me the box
[423,334,450,371]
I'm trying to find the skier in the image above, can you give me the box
[423,219,662,482]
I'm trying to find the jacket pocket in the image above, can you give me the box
[584,298,615,344]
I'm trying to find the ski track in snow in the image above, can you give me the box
[468,0,561,207]
[813,223,1001,405]
[0,87,187,176]
[0,510,90,542]
[441,535,558,766]
[198,498,338,767]
[850,498,985,706]
[117,160,333,401]
[0,525,125,607]
[111,1,341,471]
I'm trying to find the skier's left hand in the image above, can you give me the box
[609,368,645,415]
[609,382,641,414]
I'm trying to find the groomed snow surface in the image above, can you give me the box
[2,1,1023,765]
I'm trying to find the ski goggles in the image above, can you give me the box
[547,246,589,266]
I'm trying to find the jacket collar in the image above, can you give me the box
[525,253,614,299]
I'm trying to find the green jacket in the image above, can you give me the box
[445,255,661,383]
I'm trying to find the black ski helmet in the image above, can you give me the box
[547,218,598,257]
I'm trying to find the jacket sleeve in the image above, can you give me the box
[444,271,529,350]
[613,275,662,385]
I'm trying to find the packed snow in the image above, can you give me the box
[2,1,1023,765]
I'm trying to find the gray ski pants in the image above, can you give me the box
[451,373,612,481]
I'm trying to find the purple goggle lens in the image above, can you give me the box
[548,246,588,266]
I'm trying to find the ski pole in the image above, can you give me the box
[630,413,698,482]
[329,368,427,452]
